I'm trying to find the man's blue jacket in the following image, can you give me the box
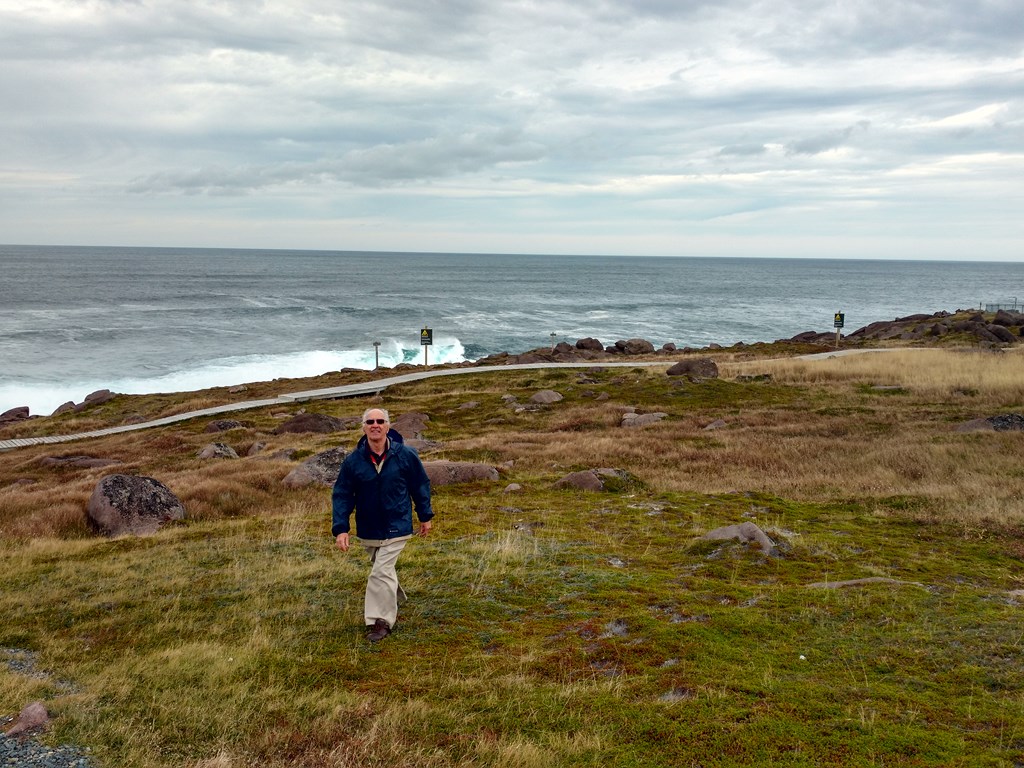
[331,429,433,540]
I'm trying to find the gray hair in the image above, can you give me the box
[362,407,390,423]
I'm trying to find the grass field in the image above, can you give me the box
[1,347,1022,767]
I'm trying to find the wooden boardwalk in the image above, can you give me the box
[0,361,671,452]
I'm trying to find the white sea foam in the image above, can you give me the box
[0,337,467,417]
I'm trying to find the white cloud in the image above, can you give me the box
[0,0,1022,257]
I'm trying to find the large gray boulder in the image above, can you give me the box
[282,447,349,488]
[667,358,719,379]
[576,337,604,351]
[197,443,239,459]
[620,412,668,428]
[530,390,564,404]
[274,413,351,434]
[615,338,656,355]
[422,461,499,486]
[87,474,185,537]
[74,389,116,411]
[0,406,30,425]
[702,522,779,557]
[392,412,430,440]
[987,324,1017,343]
[553,468,634,492]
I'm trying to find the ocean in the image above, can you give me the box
[2,244,1022,416]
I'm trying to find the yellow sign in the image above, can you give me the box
[420,327,433,346]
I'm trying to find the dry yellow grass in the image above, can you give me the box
[724,347,1024,404]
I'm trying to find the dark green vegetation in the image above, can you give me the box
[1,356,1022,767]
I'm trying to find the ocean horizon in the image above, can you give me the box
[3,244,1022,416]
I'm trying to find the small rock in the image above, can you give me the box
[530,390,564,404]
[204,419,248,433]
[702,521,779,557]
[423,461,499,486]
[50,401,77,417]
[197,443,239,460]
[4,701,49,737]
[620,412,667,427]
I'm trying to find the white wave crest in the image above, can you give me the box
[0,336,468,417]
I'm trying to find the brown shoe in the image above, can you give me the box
[366,618,391,643]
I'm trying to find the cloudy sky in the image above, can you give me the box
[1,0,1022,259]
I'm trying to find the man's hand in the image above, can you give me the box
[335,533,349,551]
[418,520,432,537]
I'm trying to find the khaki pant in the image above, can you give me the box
[359,536,410,628]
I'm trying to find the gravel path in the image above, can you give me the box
[0,732,96,767]
[1,650,97,767]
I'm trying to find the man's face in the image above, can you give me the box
[363,410,389,441]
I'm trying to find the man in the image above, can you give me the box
[332,407,433,642]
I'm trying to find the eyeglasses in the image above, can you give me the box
[364,418,388,425]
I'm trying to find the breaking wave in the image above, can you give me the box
[0,336,468,417]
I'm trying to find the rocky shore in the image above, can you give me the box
[469,308,1024,367]
[3,308,1023,429]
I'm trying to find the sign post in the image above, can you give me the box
[372,340,380,369]
[833,312,845,349]
[420,327,433,366]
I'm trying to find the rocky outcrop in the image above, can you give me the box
[422,461,500,486]
[957,413,1024,432]
[0,406,30,426]
[576,337,604,351]
[843,310,1024,347]
[476,336,670,365]
[274,413,353,434]
[86,474,185,537]
[667,358,719,380]
[74,389,116,412]
[282,447,349,488]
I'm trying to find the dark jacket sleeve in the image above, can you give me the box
[331,459,355,536]
[405,449,433,523]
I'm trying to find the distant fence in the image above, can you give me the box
[985,303,1021,313]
